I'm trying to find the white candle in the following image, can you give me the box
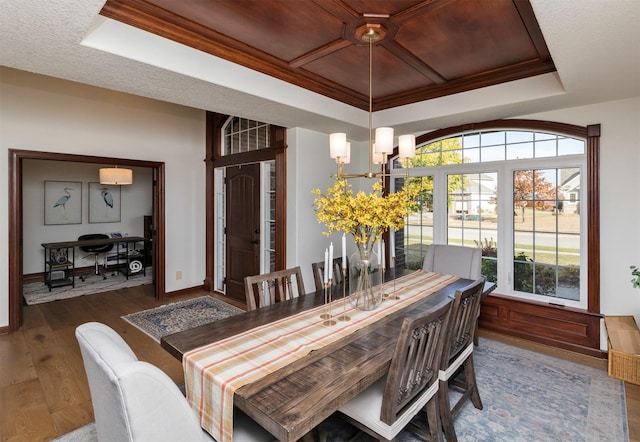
[341,233,347,269]
[381,239,385,269]
[324,248,329,283]
[377,240,382,267]
[390,231,395,268]
[328,242,334,280]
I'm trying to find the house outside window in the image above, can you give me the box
[392,128,586,308]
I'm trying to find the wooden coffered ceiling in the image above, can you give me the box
[100,0,555,112]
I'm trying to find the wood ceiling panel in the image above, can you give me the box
[304,44,433,99]
[397,0,540,79]
[100,0,555,111]
[149,0,345,61]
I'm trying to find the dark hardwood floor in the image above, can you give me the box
[0,285,637,441]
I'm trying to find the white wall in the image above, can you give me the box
[0,67,206,327]
[22,160,152,274]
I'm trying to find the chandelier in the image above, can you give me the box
[329,20,416,179]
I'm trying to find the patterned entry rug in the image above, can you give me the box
[23,270,152,305]
[54,337,628,442]
[121,296,244,342]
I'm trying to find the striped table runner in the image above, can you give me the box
[183,270,458,442]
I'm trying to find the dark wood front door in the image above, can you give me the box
[225,164,260,302]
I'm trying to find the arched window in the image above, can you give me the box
[391,120,600,315]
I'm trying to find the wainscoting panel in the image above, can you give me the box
[479,294,605,358]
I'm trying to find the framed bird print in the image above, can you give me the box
[88,182,121,223]
[44,181,82,225]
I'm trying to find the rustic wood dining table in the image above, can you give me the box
[161,271,495,442]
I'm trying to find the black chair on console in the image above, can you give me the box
[78,234,113,281]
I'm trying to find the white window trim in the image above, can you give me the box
[394,149,587,309]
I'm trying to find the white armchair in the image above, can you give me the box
[76,322,273,442]
[422,244,482,279]
[422,244,483,345]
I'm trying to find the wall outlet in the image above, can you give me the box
[176,270,183,280]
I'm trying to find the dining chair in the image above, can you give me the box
[338,298,453,441]
[311,256,347,291]
[244,266,306,311]
[438,277,485,442]
[422,244,483,345]
[75,322,273,442]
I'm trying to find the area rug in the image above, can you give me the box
[23,271,152,305]
[121,296,244,343]
[53,337,628,442]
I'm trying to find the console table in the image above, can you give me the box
[41,236,148,291]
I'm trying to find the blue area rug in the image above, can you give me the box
[55,337,627,441]
[317,337,628,442]
[121,296,244,342]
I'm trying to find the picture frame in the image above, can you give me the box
[89,182,121,223]
[44,181,82,225]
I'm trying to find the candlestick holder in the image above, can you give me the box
[337,268,350,321]
[388,259,400,300]
[321,280,336,325]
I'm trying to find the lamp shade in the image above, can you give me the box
[99,167,133,185]
[398,134,416,159]
[342,142,351,164]
[329,133,348,159]
[372,144,384,165]
[374,127,394,154]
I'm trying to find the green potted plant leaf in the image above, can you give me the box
[631,265,640,288]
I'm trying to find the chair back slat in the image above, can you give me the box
[244,267,306,311]
[380,298,452,425]
[444,277,485,365]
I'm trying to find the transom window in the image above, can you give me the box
[223,117,270,155]
[393,128,586,308]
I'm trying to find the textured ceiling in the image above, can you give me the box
[0,0,639,139]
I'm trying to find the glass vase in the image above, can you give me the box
[349,241,382,311]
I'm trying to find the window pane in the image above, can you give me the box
[535,139,556,158]
[512,168,581,300]
[558,137,585,155]
[507,131,534,143]
[463,133,480,148]
[507,142,533,160]
[481,131,505,146]
[404,175,434,269]
[463,147,480,163]
[448,173,498,283]
[482,145,506,162]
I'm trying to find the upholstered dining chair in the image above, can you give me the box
[311,256,348,291]
[438,277,485,442]
[338,298,453,442]
[75,322,273,442]
[422,244,483,345]
[244,266,306,311]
